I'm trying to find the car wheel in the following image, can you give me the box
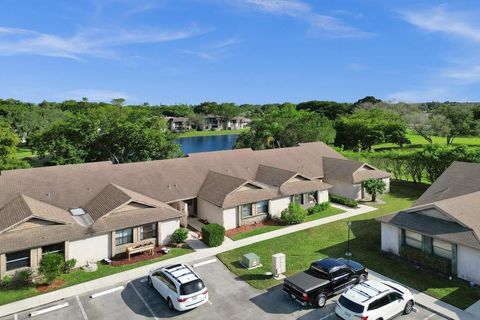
[316,293,327,308]
[404,300,414,315]
[167,297,175,311]
[358,275,367,283]
[147,276,152,287]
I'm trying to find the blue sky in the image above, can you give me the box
[1,0,480,104]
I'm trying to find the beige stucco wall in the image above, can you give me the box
[327,178,357,199]
[197,198,224,225]
[317,190,329,203]
[0,254,5,279]
[457,245,480,284]
[381,223,401,255]
[159,219,180,245]
[270,197,290,219]
[69,234,111,267]
[222,207,238,230]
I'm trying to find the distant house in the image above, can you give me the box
[0,142,389,279]
[204,115,223,130]
[165,117,191,132]
[228,116,251,130]
[378,161,480,284]
[203,115,251,131]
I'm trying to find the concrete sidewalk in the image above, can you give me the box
[370,271,478,320]
[0,203,375,317]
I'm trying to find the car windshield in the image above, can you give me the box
[339,295,364,313]
[180,279,205,295]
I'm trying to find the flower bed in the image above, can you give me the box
[225,220,282,238]
[111,246,171,267]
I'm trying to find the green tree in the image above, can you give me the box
[431,105,477,144]
[335,108,409,151]
[363,178,386,202]
[39,253,64,285]
[0,121,29,170]
[216,103,240,129]
[236,105,335,150]
[111,98,126,107]
[296,100,354,120]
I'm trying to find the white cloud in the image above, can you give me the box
[57,89,135,102]
[238,0,372,38]
[0,25,209,60]
[399,5,480,43]
[387,87,453,103]
[442,65,480,82]
[181,37,241,61]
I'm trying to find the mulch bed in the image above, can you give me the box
[225,220,282,237]
[110,246,172,267]
[36,279,65,293]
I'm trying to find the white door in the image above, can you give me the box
[386,292,405,316]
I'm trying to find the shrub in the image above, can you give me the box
[400,245,452,275]
[171,228,189,244]
[281,203,307,225]
[39,253,64,285]
[202,223,225,247]
[0,275,13,288]
[330,195,358,208]
[63,259,77,274]
[307,202,331,215]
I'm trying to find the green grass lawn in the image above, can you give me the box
[0,247,193,306]
[217,182,480,309]
[229,206,345,241]
[15,147,35,160]
[374,132,480,150]
[177,128,248,138]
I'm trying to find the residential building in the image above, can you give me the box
[165,117,191,132]
[0,142,389,278]
[378,161,480,284]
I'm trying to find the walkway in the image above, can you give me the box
[0,203,375,317]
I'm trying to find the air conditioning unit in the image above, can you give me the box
[241,253,261,269]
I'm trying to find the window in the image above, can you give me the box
[6,250,30,271]
[339,295,364,313]
[140,223,157,240]
[115,228,133,246]
[433,239,452,259]
[241,204,252,218]
[292,194,303,205]
[307,191,317,204]
[368,295,390,310]
[405,230,422,249]
[387,292,402,302]
[256,200,269,214]
[180,279,205,295]
[42,243,65,258]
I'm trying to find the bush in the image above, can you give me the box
[0,275,13,288]
[400,245,452,275]
[307,202,331,215]
[330,195,358,208]
[281,203,307,225]
[39,253,64,285]
[171,228,189,244]
[202,224,225,247]
[0,270,33,289]
[63,259,77,274]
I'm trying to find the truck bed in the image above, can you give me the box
[284,270,329,292]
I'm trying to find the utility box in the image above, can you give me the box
[272,253,286,279]
[241,253,261,269]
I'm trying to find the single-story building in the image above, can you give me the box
[378,161,480,284]
[0,142,389,278]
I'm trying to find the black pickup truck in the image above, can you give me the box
[282,257,368,308]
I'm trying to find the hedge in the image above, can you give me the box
[329,195,358,208]
[171,228,189,244]
[400,245,452,275]
[201,224,225,247]
[307,202,331,215]
[280,203,307,225]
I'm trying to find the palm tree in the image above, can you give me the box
[363,178,386,202]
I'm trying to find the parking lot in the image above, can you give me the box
[2,257,448,320]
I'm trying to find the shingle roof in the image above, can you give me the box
[323,157,390,184]
[415,161,480,206]
[279,180,331,196]
[255,165,297,187]
[222,188,278,208]
[197,171,248,207]
[0,195,74,233]
[378,211,480,250]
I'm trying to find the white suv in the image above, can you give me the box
[148,264,209,311]
[335,280,415,320]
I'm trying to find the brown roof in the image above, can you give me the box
[221,188,278,208]
[323,157,390,184]
[197,171,248,207]
[415,161,480,206]
[255,165,297,187]
[279,180,331,196]
[378,211,480,250]
[0,195,74,233]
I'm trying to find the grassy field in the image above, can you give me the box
[374,132,480,150]
[15,147,35,160]
[217,182,480,309]
[229,206,344,241]
[177,128,248,138]
[0,247,193,306]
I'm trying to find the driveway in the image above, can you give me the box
[2,257,447,320]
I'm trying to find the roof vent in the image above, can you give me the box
[70,208,86,216]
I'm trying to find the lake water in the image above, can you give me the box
[176,134,238,155]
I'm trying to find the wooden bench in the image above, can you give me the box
[126,243,155,260]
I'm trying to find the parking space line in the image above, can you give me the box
[76,296,88,320]
[192,259,217,268]
[424,314,436,320]
[29,302,69,317]
[319,312,334,320]
[129,283,159,320]
[89,286,124,299]
[140,278,148,283]
[13,314,18,320]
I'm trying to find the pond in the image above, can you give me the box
[176,134,239,155]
